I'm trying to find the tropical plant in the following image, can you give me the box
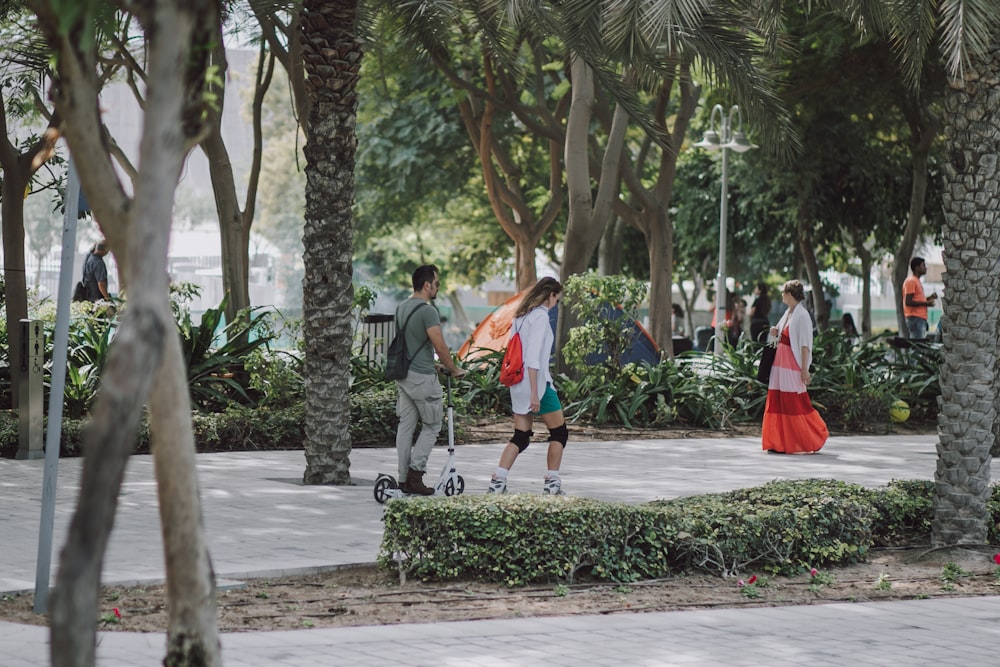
[176,295,273,411]
[560,361,680,428]
[453,348,509,417]
[62,316,116,419]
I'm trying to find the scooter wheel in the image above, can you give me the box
[374,476,397,504]
[444,475,465,497]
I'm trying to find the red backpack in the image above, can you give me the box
[499,322,525,387]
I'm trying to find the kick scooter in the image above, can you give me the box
[373,369,465,503]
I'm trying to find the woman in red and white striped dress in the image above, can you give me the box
[762,280,828,454]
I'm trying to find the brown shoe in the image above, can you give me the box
[402,468,434,496]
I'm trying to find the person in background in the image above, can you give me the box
[393,264,465,495]
[749,282,772,343]
[842,312,860,344]
[671,303,685,337]
[762,279,828,454]
[727,297,746,348]
[82,241,112,302]
[487,277,568,496]
[903,257,937,340]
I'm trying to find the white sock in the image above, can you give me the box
[494,467,509,480]
[545,470,560,480]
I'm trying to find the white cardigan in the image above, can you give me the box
[774,303,814,371]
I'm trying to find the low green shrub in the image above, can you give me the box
[379,494,666,585]
[350,387,398,448]
[187,405,305,452]
[380,479,884,584]
[0,405,306,458]
[651,479,874,576]
[868,479,934,546]
[379,478,978,586]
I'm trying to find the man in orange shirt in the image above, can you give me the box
[902,257,937,339]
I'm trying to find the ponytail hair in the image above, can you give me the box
[515,277,562,318]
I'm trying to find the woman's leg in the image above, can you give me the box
[541,409,566,471]
[488,413,533,493]
[540,409,568,494]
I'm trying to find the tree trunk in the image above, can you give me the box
[597,217,624,275]
[856,241,873,339]
[200,41,251,321]
[300,0,360,485]
[0,105,58,408]
[797,218,829,331]
[892,137,935,337]
[35,0,223,663]
[49,305,167,667]
[1,174,29,408]
[446,48,564,291]
[932,48,1000,547]
[557,58,627,360]
[515,239,539,290]
[149,330,220,664]
[645,206,673,352]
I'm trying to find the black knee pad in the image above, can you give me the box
[548,423,568,447]
[511,429,533,452]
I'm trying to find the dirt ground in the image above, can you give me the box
[2,419,960,633]
[3,547,1000,633]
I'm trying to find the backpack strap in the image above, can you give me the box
[395,302,431,365]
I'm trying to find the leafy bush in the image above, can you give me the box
[656,479,874,575]
[380,479,883,584]
[561,272,649,380]
[868,479,934,546]
[379,478,989,587]
[245,348,303,409]
[350,386,398,448]
[380,494,665,585]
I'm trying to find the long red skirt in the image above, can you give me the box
[761,331,828,453]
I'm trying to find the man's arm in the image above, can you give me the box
[426,324,465,377]
[97,280,111,300]
[905,292,936,307]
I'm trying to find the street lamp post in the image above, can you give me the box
[693,104,756,354]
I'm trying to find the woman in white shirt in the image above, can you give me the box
[761,279,828,454]
[487,277,568,495]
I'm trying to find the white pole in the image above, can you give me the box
[33,159,80,613]
[714,115,730,355]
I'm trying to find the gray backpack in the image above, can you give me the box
[384,303,429,380]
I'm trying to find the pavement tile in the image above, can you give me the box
[4,435,1000,665]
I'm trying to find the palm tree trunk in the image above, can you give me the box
[932,47,1000,547]
[300,0,360,485]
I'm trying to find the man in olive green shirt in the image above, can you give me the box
[394,265,465,494]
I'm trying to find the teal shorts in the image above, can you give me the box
[537,385,562,415]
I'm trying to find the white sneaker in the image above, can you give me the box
[486,477,507,494]
[543,477,564,496]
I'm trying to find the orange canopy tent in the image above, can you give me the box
[457,288,660,364]
[457,290,527,361]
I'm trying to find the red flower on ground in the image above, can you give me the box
[747,575,757,585]
[113,608,121,619]
[810,568,818,577]
[993,554,1000,566]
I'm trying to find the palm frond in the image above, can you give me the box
[938,0,1000,78]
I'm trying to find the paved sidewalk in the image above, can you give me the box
[6,433,998,666]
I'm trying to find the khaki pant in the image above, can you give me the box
[395,372,443,479]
